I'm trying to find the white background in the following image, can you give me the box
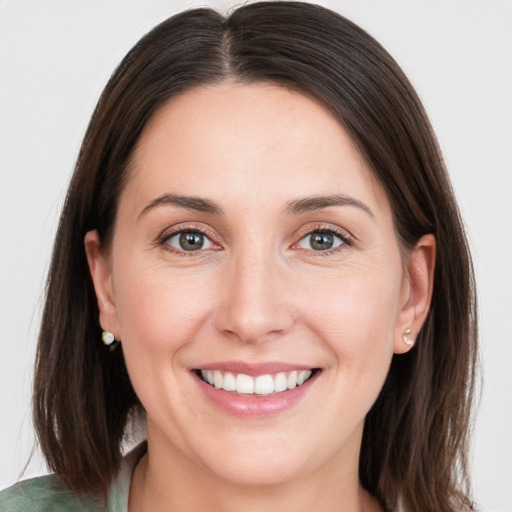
[1,1,511,510]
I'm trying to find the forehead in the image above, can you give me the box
[122,81,389,217]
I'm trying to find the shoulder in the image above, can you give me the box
[0,474,104,512]
[0,442,146,512]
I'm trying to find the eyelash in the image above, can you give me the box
[156,224,221,257]
[156,223,354,257]
[293,224,354,257]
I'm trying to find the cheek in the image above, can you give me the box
[302,267,401,444]
[112,263,217,355]
[111,264,218,421]
[300,260,402,367]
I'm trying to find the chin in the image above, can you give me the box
[191,433,310,487]
[208,457,301,487]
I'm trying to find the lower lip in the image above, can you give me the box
[194,372,319,418]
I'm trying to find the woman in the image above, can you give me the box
[0,2,477,511]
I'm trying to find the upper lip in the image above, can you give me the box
[192,361,316,376]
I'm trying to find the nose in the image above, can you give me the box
[214,247,295,343]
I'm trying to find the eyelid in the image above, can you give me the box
[154,221,354,256]
[290,223,354,251]
[156,223,222,254]
[166,231,217,251]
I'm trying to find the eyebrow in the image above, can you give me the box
[138,193,223,219]
[285,194,374,217]
[138,192,373,219]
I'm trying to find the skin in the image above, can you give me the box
[85,81,435,512]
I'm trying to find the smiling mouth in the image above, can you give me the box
[195,369,320,396]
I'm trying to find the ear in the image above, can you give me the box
[394,234,436,354]
[84,230,120,337]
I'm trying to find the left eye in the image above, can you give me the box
[297,231,344,251]
[165,231,216,252]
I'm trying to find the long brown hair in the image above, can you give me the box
[33,2,477,510]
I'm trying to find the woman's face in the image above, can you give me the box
[88,82,419,486]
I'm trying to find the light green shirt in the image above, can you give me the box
[0,444,145,512]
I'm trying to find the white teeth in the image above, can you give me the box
[274,372,288,392]
[297,370,312,385]
[200,369,314,395]
[213,370,223,389]
[236,373,254,394]
[222,372,236,391]
[287,371,297,389]
[254,374,274,395]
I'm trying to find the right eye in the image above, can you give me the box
[164,230,217,252]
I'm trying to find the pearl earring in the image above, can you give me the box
[102,331,119,351]
[402,328,414,346]
[102,331,115,345]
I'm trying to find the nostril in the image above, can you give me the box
[213,268,295,342]
[214,307,295,344]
